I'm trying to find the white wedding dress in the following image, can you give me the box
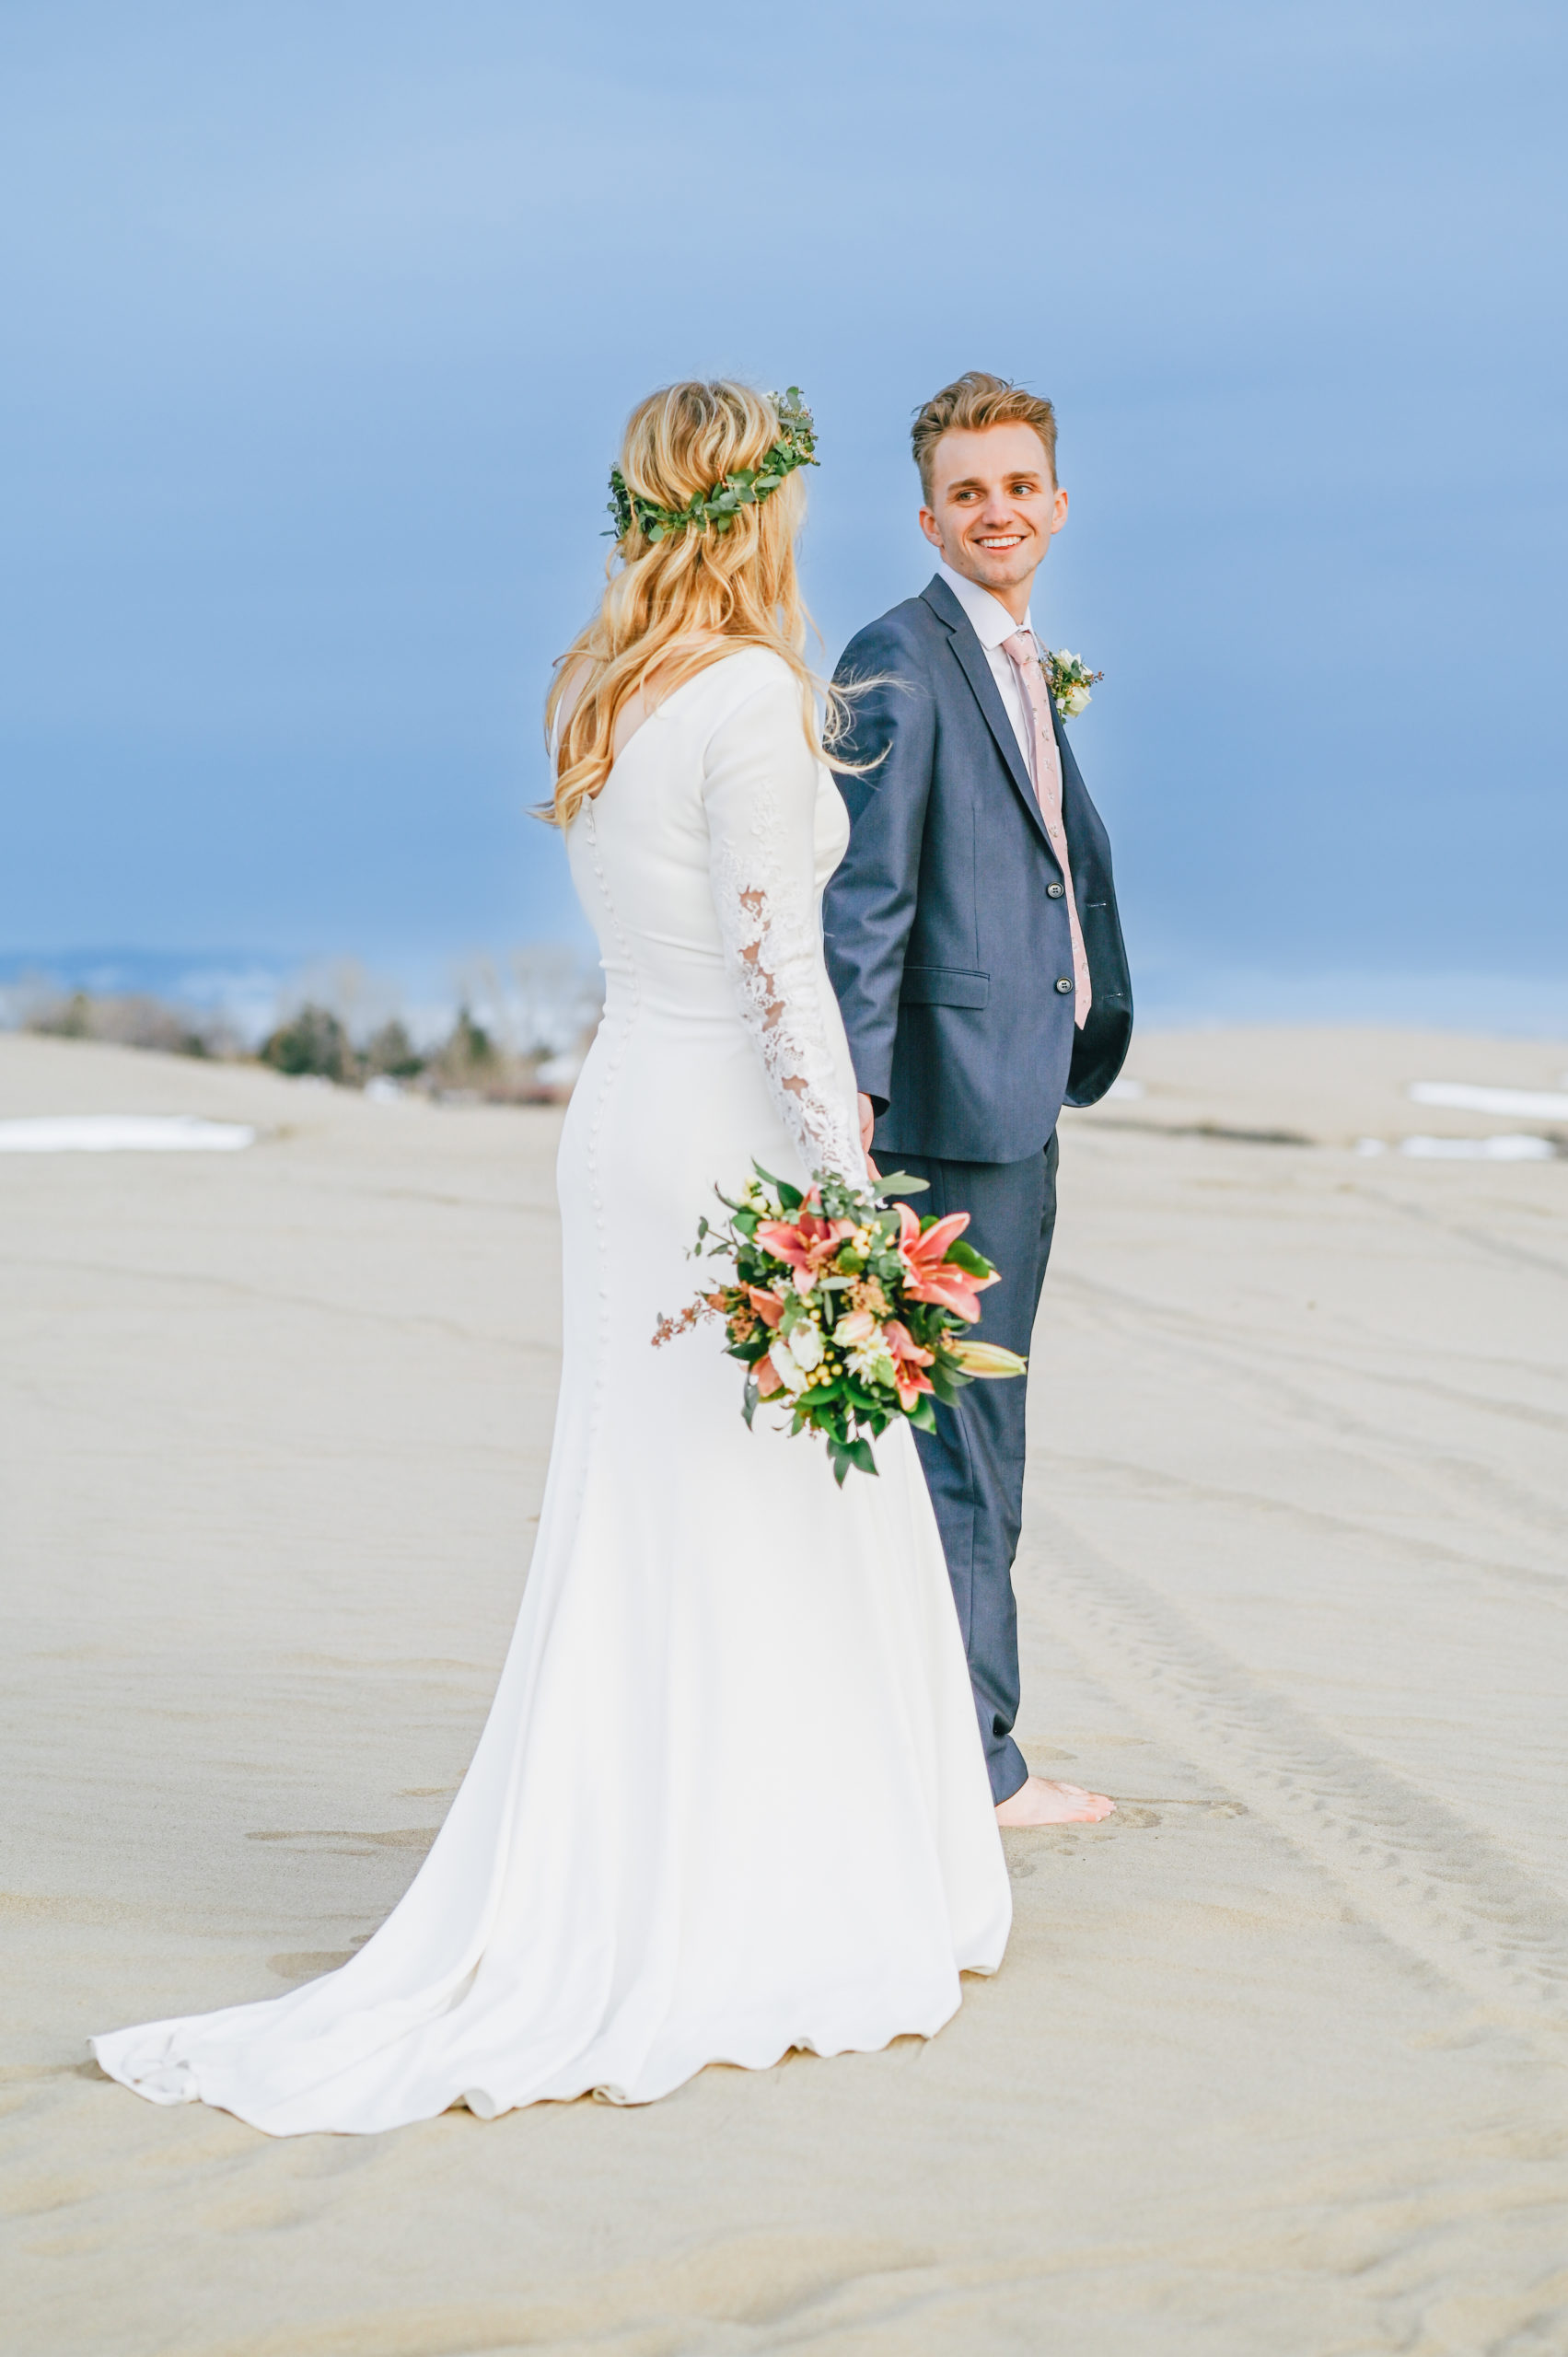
[91,649,1011,2134]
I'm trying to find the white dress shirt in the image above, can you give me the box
[936,560,1040,778]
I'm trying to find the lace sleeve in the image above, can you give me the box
[703,672,865,1185]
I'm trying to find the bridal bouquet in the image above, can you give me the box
[652,1165,1026,1483]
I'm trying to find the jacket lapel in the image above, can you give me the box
[1052,702,1101,869]
[920,575,1051,851]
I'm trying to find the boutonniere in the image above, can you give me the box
[1041,649,1103,721]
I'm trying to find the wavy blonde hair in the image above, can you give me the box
[545,380,839,830]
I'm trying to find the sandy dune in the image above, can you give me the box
[3,1025,1565,2355]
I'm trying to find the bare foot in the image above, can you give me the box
[995,1775,1115,1828]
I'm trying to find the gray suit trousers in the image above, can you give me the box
[890,1135,1059,1804]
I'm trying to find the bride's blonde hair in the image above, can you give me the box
[545,380,840,830]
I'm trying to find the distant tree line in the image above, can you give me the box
[258,1003,517,1095]
[15,988,586,1103]
[23,989,238,1060]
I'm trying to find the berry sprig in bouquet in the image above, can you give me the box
[653,1166,1026,1484]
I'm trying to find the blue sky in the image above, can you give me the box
[2,0,1563,1023]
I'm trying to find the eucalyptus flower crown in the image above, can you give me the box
[607,388,819,545]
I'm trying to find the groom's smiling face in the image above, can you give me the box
[918,423,1068,608]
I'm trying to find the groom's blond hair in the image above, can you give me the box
[912,372,1058,502]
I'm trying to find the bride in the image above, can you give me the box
[90,380,1012,2135]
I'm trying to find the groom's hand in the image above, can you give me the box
[858,1093,879,1180]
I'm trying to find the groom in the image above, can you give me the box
[824,371,1132,1827]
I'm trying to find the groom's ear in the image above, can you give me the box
[917,505,944,550]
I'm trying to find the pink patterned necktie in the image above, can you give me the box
[1002,631,1092,1027]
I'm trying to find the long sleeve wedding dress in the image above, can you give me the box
[91,649,1011,2134]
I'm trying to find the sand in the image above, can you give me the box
[3,1023,1566,2356]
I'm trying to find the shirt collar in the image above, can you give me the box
[937,559,1033,651]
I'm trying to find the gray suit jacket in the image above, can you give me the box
[823,574,1132,1164]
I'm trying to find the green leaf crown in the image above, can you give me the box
[606,388,818,546]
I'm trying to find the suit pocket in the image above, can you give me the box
[900,963,991,1009]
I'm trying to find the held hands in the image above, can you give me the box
[857,1092,879,1181]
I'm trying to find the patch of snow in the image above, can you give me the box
[1398,1133,1555,1162]
[1409,1081,1568,1120]
[0,1115,255,1153]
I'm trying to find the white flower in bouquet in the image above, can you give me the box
[777,1319,823,1388]
[846,1341,897,1388]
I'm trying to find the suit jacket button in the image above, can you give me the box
[1054,976,1074,993]
[1047,881,1065,898]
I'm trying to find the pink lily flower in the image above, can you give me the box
[746,1285,785,1329]
[883,1318,936,1411]
[895,1202,997,1324]
[755,1212,858,1280]
[754,1351,784,1399]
